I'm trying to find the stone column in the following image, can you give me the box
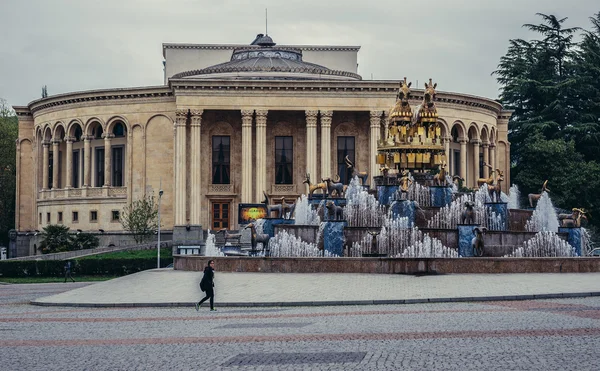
[305,110,318,182]
[482,141,490,178]
[83,136,91,187]
[174,109,187,226]
[369,110,382,186]
[52,139,60,189]
[459,138,468,183]
[42,141,50,190]
[102,133,114,187]
[490,143,497,171]
[65,136,73,189]
[320,110,333,180]
[255,110,268,202]
[471,139,481,188]
[190,109,203,225]
[442,135,452,167]
[241,109,254,203]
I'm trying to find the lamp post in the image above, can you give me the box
[157,187,163,269]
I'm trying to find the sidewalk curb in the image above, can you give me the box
[29,291,600,308]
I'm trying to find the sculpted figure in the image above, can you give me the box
[243,223,270,252]
[558,208,587,227]
[528,180,550,208]
[461,201,476,224]
[322,176,346,198]
[344,155,368,185]
[303,173,327,196]
[325,201,344,221]
[433,162,448,186]
[397,169,413,200]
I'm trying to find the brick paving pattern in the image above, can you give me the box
[1,281,600,370]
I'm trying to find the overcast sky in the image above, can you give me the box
[0,0,598,108]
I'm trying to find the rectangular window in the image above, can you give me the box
[80,149,85,186]
[454,150,461,178]
[479,152,484,178]
[275,136,293,184]
[72,211,79,223]
[58,212,63,223]
[58,151,62,189]
[112,147,124,187]
[95,148,105,187]
[72,150,80,188]
[48,152,54,188]
[46,212,51,223]
[39,213,42,224]
[112,210,120,222]
[337,136,355,185]
[90,210,98,222]
[212,136,230,184]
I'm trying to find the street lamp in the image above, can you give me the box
[157,187,163,268]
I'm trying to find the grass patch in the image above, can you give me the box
[0,276,118,284]
[78,248,172,260]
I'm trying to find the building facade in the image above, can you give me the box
[13,35,511,254]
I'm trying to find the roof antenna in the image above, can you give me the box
[265,8,268,35]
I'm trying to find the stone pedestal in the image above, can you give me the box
[377,185,399,206]
[173,225,204,256]
[485,202,508,231]
[429,186,453,207]
[322,221,347,257]
[390,200,416,227]
[458,224,480,257]
[261,218,295,238]
[558,227,582,256]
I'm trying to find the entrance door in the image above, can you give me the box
[212,201,230,230]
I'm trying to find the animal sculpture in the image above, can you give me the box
[344,155,368,185]
[325,201,344,221]
[528,180,550,208]
[261,191,294,218]
[461,201,476,224]
[433,163,448,186]
[243,223,270,252]
[477,162,496,188]
[558,208,587,227]
[397,169,413,200]
[471,227,487,257]
[303,173,327,196]
[322,177,346,198]
[216,229,242,245]
[487,169,504,202]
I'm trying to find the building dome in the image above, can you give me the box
[171,34,361,81]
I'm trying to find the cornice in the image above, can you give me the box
[170,79,503,115]
[162,43,361,57]
[28,86,174,115]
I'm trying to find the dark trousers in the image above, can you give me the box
[64,271,75,282]
[198,288,214,309]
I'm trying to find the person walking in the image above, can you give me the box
[64,261,75,283]
[196,260,216,311]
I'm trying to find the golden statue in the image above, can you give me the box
[397,169,413,200]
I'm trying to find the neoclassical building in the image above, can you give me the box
[13,34,511,253]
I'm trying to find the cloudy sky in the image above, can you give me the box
[0,0,598,108]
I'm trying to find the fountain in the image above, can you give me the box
[179,78,597,274]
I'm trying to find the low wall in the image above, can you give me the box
[174,256,600,274]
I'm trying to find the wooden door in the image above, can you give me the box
[211,201,230,230]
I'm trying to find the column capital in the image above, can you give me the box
[51,138,61,145]
[42,140,51,146]
[481,140,490,147]
[191,111,203,127]
[255,109,268,118]
[81,135,93,142]
[442,135,453,144]
[370,110,383,118]
[64,136,75,143]
[102,133,115,140]
[470,139,482,145]
[190,109,203,117]
[305,110,319,118]
[241,109,254,117]
[458,137,469,144]
[320,110,333,119]
[256,110,268,126]
[175,109,188,127]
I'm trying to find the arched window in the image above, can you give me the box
[94,126,103,139]
[74,126,82,141]
[112,122,125,137]
[451,127,459,143]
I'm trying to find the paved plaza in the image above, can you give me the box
[1,278,599,370]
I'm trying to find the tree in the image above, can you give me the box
[0,98,17,247]
[70,232,99,250]
[120,195,159,244]
[39,225,71,254]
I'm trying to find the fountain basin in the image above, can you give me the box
[174,256,600,274]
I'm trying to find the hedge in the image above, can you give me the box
[0,257,173,278]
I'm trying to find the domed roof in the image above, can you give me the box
[171,34,361,81]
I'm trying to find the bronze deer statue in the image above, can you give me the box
[344,155,368,185]
[216,229,242,245]
[433,162,448,186]
[528,180,550,208]
[487,169,504,202]
[477,162,496,188]
[261,191,292,218]
[243,223,270,252]
[303,173,327,196]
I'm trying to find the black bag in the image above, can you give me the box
[199,279,206,292]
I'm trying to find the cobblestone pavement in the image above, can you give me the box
[1,283,599,370]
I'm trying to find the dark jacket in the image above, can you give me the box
[200,266,214,291]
